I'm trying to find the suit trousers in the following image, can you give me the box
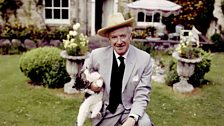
[92,104,153,126]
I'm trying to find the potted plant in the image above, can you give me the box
[60,23,89,94]
[172,30,202,93]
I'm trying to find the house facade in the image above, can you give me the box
[0,0,167,36]
[0,0,133,36]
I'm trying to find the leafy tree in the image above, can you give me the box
[167,0,215,35]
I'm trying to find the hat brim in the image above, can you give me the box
[97,17,134,37]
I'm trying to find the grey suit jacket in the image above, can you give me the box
[83,45,152,118]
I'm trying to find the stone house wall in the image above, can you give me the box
[0,0,132,36]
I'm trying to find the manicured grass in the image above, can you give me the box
[0,55,84,126]
[0,53,223,126]
[149,53,224,126]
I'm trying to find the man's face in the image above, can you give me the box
[108,27,132,56]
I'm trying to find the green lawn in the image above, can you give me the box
[0,53,224,126]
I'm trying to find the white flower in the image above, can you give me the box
[63,22,88,56]
[63,40,69,48]
[176,45,181,53]
[70,43,78,48]
[67,34,70,39]
[80,41,86,47]
[69,31,77,36]
[70,38,75,43]
[73,23,80,30]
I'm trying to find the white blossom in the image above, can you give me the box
[63,40,69,48]
[63,22,88,55]
[69,31,77,36]
[73,23,80,30]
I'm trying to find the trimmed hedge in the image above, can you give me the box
[19,47,69,88]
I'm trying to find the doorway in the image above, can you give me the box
[95,0,103,33]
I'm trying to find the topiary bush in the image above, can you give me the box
[165,49,212,87]
[19,47,69,88]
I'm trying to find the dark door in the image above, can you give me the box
[95,0,103,33]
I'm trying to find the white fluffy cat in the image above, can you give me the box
[76,69,103,126]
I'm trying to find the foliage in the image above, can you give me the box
[132,29,148,39]
[19,47,69,88]
[175,31,201,59]
[145,26,157,37]
[0,0,23,20]
[1,21,38,40]
[165,49,211,87]
[164,59,179,86]
[44,26,69,41]
[193,0,215,35]
[131,41,154,54]
[63,23,89,56]
[189,49,212,87]
[1,21,69,41]
[210,33,224,52]
[168,0,215,34]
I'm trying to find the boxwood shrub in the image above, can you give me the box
[19,47,69,88]
[165,50,211,87]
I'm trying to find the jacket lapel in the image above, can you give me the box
[122,45,136,92]
[101,47,113,94]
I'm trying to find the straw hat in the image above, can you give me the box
[97,13,134,37]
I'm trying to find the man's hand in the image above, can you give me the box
[122,117,136,126]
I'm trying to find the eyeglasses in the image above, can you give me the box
[109,34,131,43]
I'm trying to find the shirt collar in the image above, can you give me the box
[113,48,129,60]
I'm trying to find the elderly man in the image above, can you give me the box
[83,13,153,126]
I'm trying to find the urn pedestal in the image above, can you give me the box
[172,52,201,93]
[60,50,87,94]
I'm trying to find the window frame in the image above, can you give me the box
[137,11,161,23]
[43,0,70,24]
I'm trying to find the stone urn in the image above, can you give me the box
[60,50,87,94]
[172,51,202,93]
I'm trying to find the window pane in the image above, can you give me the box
[54,9,60,19]
[146,15,152,22]
[45,9,52,19]
[154,13,160,22]
[45,0,52,7]
[54,0,60,7]
[62,0,68,7]
[62,9,68,19]
[137,12,144,22]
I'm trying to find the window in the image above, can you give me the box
[146,15,152,22]
[154,13,160,22]
[137,12,144,22]
[44,0,70,24]
[137,12,161,22]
